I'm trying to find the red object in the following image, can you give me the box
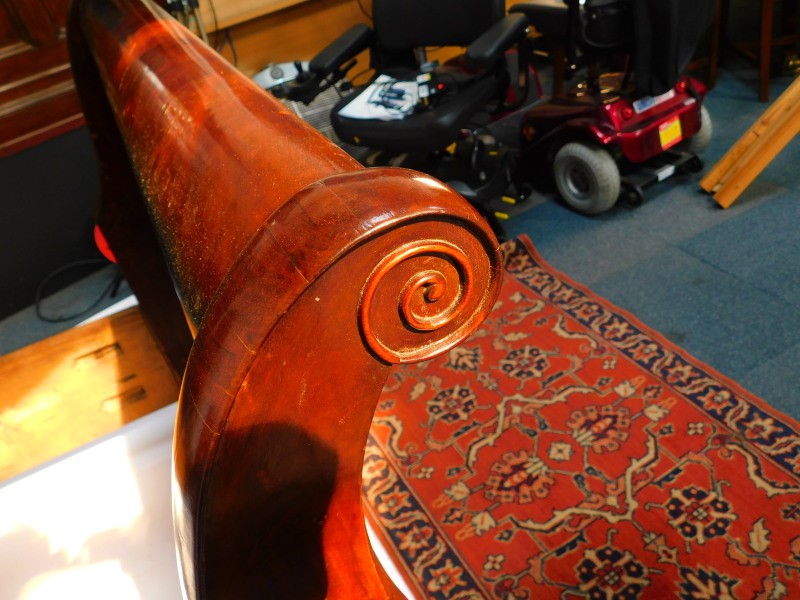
[621,105,634,120]
[519,75,707,164]
[71,0,501,597]
[93,224,116,263]
[366,236,800,598]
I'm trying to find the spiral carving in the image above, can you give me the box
[359,237,498,364]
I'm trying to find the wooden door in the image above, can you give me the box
[0,0,83,158]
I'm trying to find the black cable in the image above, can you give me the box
[225,29,238,67]
[35,259,124,324]
[355,0,372,20]
[208,0,221,50]
[348,67,373,87]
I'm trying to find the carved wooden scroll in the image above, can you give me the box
[68,0,502,597]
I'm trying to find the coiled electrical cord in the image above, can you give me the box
[35,259,124,324]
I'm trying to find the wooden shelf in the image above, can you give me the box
[0,307,179,482]
[199,0,314,31]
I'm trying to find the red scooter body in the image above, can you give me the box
[519,74,708,166]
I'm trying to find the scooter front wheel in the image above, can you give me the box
[554,142,620,215]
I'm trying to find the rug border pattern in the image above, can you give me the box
[364,235,800,598]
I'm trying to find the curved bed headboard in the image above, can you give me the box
[68,0,503,597]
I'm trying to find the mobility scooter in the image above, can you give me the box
[508,0,714,214]
[266,0,714,218]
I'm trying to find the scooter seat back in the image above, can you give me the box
[580,0,634,50]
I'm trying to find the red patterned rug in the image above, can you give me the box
[363,235,800,599]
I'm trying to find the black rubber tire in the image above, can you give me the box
[553,142,620,215]
[622,185,644,207]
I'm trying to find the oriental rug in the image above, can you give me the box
[363,235,800,599]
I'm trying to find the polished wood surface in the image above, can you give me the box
[214,0,370,77]
[0,307,178,482]
[0,0,84,157]
[198,0,311,31]
[69,0,502,597]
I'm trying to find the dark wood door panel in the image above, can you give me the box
[0,61,72,106]
[0,89,82,155]
[0,0,82,158]
[0,39,70,83]
[1,0,69,45]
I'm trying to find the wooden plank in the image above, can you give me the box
[700,76,800,194]
[0,307,179,482]
[713,102,800,207]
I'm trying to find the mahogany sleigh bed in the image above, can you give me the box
[67,0,502,597]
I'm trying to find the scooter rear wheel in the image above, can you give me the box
[677,104,712,156]
[554,142,620,215]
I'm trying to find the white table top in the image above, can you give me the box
[0,404,183,600]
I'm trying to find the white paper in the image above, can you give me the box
[338,75,418,121]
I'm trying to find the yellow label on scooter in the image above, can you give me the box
[658,117,682,150]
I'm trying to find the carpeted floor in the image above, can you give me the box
[365,236,800,598]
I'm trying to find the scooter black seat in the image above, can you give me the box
[510,0,568,39]
[331,74,500,153]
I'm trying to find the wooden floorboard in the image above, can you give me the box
[0,307,179,482]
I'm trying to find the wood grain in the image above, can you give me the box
[700,75,800,207]
[198,0,313,32]
[0,307,178,482]
[212,0,370,77]
[0,0,84,157]
[70,0,502,597]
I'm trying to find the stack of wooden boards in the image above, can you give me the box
[701,75,800,207]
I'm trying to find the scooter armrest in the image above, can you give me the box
[466,14,528,68]
[309,24,373,77]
